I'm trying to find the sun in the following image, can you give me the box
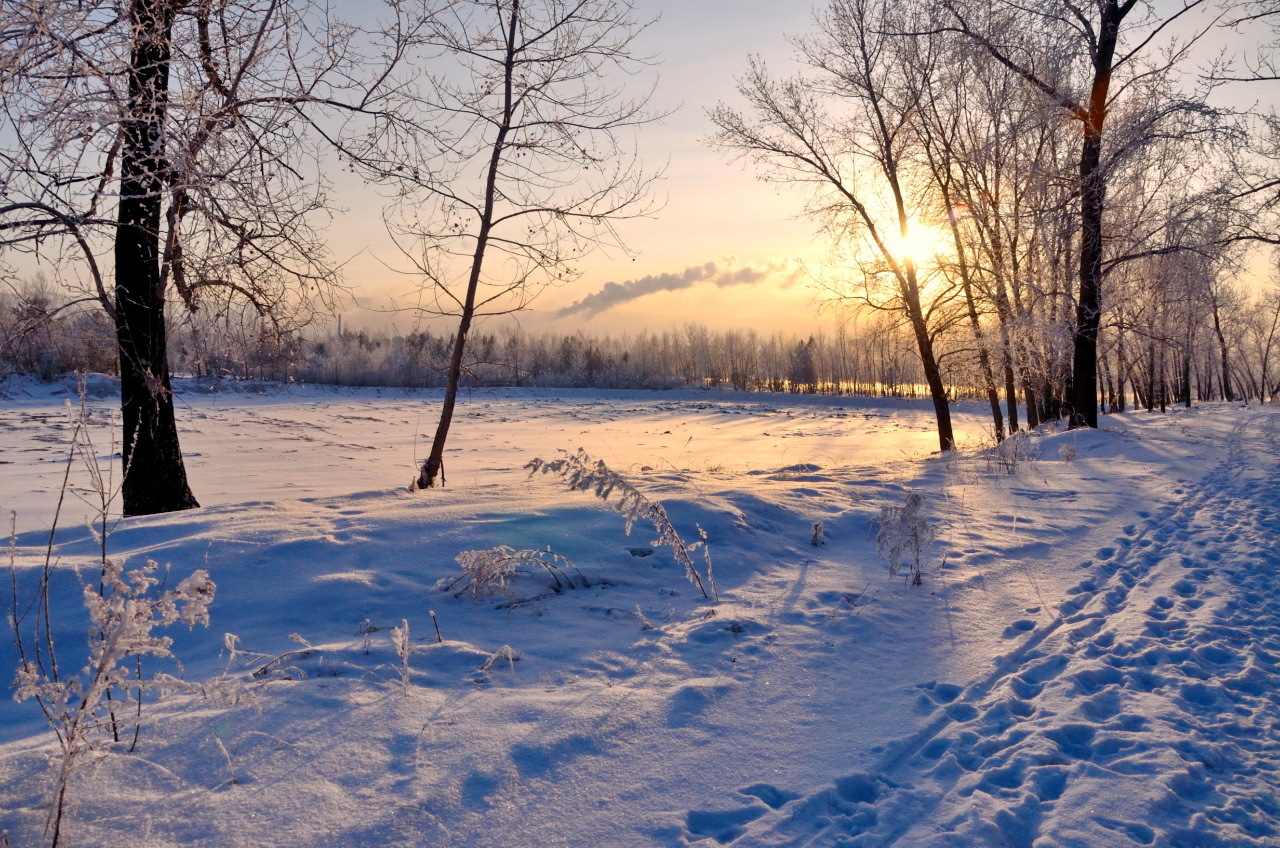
[887,219,950,269]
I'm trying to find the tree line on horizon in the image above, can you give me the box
[6,284,1280,414]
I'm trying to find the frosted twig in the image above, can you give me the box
[437,546,587,598]
[391,619,412,696]
[526,449,712,599]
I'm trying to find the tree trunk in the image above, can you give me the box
[1181,352,1192,408]
[1212,308,1234,402]
[1022,379,1040,430]
[901,265,954,451]
[116,0,198,516]
[1157,340,1168,412]
[1067,126,1104,428]
[1114,325,1128,412]
[1101,354,1116,413]
[1152,335,1162,412]
[1066,0,1128,430]
[416,1,521,489]
[948,217,1004,441]
[1002,341,1019,433]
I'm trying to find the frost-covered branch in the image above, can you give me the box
[526,449,715,599]
[437,545,588,598]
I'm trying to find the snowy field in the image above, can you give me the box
[2,378,1278,847]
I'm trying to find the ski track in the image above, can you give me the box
[694,408,1280,848]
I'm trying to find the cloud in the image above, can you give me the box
[556,259,795,319]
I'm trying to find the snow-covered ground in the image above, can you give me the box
[2,378,1277,847]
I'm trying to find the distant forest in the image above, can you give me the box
[5,278,1279,419]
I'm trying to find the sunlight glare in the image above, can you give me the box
[887,219,949,269]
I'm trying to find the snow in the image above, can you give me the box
[2,377,1278,847]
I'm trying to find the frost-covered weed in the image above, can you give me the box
[990,431,1036,474]
[874,493,936,586]
[526,449,716,599]
[478,645,519,676]
[1058,443,1078,462]
[6,388,231,847]
[437,545,587,599]
[224,632,316,681]
[634,605,656,631]
[391,619,412,696]
[12,558,217,847]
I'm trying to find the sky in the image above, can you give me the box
[333,0,831,336]
[330,0,1274,338]
[6,0,1271,338]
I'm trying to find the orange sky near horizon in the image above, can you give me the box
[329,0,831,336]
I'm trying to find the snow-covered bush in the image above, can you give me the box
[874,492,936,586]
[12,558,216,847]
[990,431,1036,474]
[437,545,587,599]
[1059,443,1078,462]
[526,449,716,599]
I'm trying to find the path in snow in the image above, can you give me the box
[699,407,1280,847]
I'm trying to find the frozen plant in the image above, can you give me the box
[437,546,587,598]
[223,632,316,681]
[874,493,936,586]
[390,619,412,697]
[12,558,216,848]
[811,521,824,546]
[478,645,519,675]
[634,605,656,631]
[359,619,379,654]
[990,431,1036,474]
[526,449,716,599]
[1058,443,1078,462]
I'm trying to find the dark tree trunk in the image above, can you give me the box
[1152,335,1162,412]
[1042,377,1061,424]
[1101,355,1116,413]
[116,0,198,516]
[1114,326,1128,412]
[1022,380,1040,430]
[1212,307,1234,402]
[1003,355,1019,434]
[1157,341,1168,412]
[1181,353,1192,408]
[900,263,954,452]
[1066,0,1131,430]
[1067,123,1105,428]
[948,219,1004,441]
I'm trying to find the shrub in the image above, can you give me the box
[436,545,587,599]
[12,558,216,847]
[990,431,1036,474]
[874,492,936,586]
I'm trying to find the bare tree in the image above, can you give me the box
[0,0,432,514]
[711,0,959,451]
[403,0,662,489]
